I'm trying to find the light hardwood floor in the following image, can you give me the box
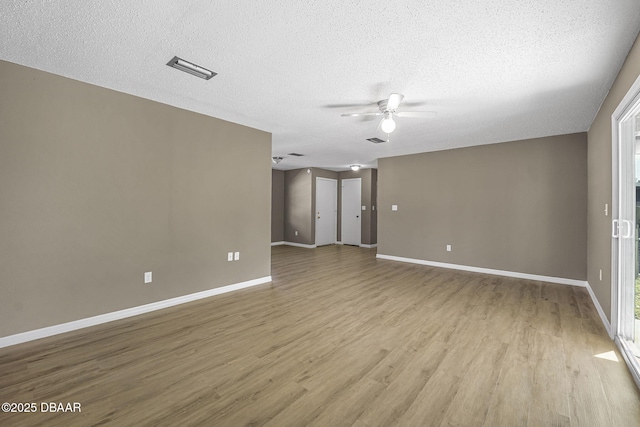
[1,245,640,426]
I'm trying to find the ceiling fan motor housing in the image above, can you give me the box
[378,99,391,112]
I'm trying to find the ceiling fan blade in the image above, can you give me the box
[386,93,404,111]
[376,116,383,133]
[324,102,377,109]
[341,112,383,117]
[395,111,437,118]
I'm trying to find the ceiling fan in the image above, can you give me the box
[341,93,436,134]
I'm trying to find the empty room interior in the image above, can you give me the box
[3,2,640,426]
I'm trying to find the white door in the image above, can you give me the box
[316,178,337,246]
[342,178,361,246]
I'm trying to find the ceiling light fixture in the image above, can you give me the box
[167,56,217,80]
[350,164,361,171]
[272,156,284,164]
[380,112,396,133]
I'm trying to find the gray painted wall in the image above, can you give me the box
[378,133,587,280]
[284,169,313,244]
[271,169,285,242]
[371,169,378,244]
[281,167,378,246]
[588,32,640,320]
[0,60,272,337]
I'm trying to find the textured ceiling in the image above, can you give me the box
[1,1,640,171]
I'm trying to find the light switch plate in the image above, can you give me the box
[362,206,366,211]
[392,205,398,211]
[234,251,240,261]
[144,271,152,283]
[228,252,233,261]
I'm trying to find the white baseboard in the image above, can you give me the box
[375,254,587,287]
[271,241,285,246]
[0,276,272,349]
[585,281,613,338]
[336,242,378,248]
[282,242,317,249]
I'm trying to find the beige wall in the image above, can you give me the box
[371,169,378,244]
[0,60,272,337]
[378,133,587,280]
[271,169,285,242]
[281,167,377,246]
[284,168,313,244]
[588,33,640,321]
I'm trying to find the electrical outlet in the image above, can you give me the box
[227,252,233,261]
[144,271,152,283]
[234,251,240,261]
[446,245,451,252]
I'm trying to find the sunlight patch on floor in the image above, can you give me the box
[594,351,619,362]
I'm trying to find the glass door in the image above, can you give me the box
[633,117,640,359]
[613,93,640,388]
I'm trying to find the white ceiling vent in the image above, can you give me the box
[166,56,217,80]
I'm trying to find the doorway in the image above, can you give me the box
[612,75,640,388]
[315,178,337,246]
[341,178,361,246]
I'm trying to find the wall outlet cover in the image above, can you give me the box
[144,272,152,283]
[392,205,398,211]
[227,252,233,261]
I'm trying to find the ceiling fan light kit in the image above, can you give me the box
[380,112,396,133]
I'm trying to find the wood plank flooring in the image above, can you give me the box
[1,245,639,426]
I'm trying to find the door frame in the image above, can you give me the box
[315,177,337,246]
[611,72,640,388]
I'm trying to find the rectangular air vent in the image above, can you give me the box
[288,153,304,156]
[167,56,217,80]
[366,137,386,144]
